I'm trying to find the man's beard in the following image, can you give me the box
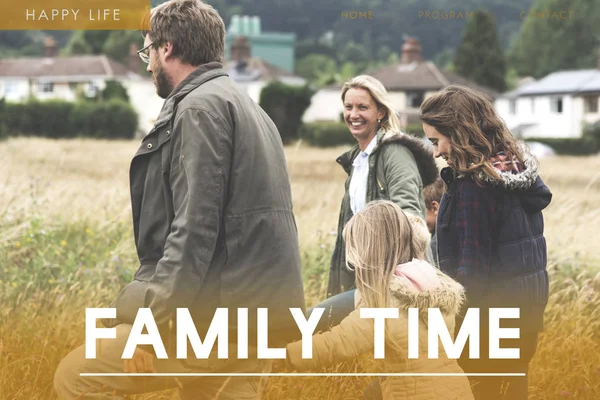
[154,62,173,99]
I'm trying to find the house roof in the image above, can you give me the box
[366,61,497,98]
[0,55,141,80]
[501,69,600,98]
[321,61,497,98]
[224,57,305,85]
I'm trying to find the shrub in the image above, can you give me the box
[404,123,425,137]
[528,126,600,155]
[3,99,76,138]
[0,97,7,141]
[69,100,96,136]
[530,137,597,155]
[514,124,600,156]
[299,122,354,147]
[583,123,600,146]
[99,80,130,102]
[259,81,315,144]
[71,99,138,139]
[3,99,138,139]
[299,121,426,147]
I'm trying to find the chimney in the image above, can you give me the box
[230,36,251,62]
[401,36,422,64]
[43,36,58,58]
[129,43,140,72]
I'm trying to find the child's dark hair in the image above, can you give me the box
[424,178,445,210]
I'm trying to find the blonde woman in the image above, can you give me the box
[327,75,438,298]
[282,201,474,400]
[312,76,438,336]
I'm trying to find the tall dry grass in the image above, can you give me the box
[1,137,599,399]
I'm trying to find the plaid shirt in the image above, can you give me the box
[452,179,498,301]
[438,153,524,302]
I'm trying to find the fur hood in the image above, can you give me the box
[337,129,439,187]
[388,266,465,321]
[354,262,466,321]
[377,129,439,187]
[457,144,552,213]
[477,144,539,191]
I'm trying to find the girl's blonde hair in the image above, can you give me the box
[343,201,430,310]
[343,201,430,360]
[341,75,403,133]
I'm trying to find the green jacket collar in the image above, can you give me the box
[336,128,386,174]
[150,63,228,133]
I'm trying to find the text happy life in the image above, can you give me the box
[25,9,120,21]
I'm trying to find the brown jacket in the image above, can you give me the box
[287,268,474,399]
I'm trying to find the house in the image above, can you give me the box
[0,30,306,135]
[0,37,163,135]
[225,15,296,74]
[303,36,496,125]
[495,52,600,139]
[223,35,306,103]
[223,16,306,104]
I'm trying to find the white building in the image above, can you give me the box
[495,67,600,138]
[303,36,496,125]
[0,36,306,136]
[0,37,163,136]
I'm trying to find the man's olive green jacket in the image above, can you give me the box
[103,63,306,365]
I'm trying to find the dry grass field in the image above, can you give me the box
[1,137,599,399]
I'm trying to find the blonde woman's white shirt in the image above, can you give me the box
[349,135,377,215]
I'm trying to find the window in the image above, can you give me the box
[85,82,99,97]
[551,97,563,113]
[38,82,54,93]
[531,98,535,113]
[2,81,19,96]
[584,95,598,113]
[509,99,516,114]
[406,91,424,108]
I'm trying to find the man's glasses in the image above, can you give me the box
[137,42,154,64]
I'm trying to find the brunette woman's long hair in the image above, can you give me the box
[420,85,524,184]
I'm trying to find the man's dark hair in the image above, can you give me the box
[143,0,225,66]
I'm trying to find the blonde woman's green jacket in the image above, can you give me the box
[327,129,439,297]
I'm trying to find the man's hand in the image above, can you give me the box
[271,358,287,373]
[124,347,156,373]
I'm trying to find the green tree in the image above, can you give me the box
[454,10,507,92]
[339,41,369,64]
[65,31,111,55]
[509,0,600,78]
[339,62,357,82]
[103,31,144,65]
[100,81,130,102]
[505,67,521,90]
[64,32,91,55]
[295,54,337,83]
[259,81,315,144]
